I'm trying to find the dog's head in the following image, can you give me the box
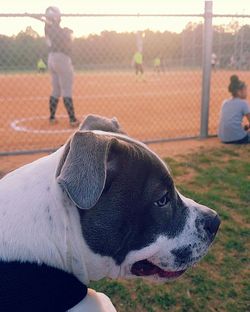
[56,115,220,282]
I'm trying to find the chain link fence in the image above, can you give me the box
[0,4,250,155]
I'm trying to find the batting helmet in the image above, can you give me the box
[45,6,61,23]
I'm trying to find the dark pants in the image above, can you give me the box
[223,134,250,144]
[135,63,144,75]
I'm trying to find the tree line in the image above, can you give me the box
[0,22,250,71]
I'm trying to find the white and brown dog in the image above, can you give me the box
[0,115,220,312]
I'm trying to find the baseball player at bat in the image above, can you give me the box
[27,7,79,127]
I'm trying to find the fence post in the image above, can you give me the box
[200,0,213,138]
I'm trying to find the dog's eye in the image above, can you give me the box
[154,193,169,207]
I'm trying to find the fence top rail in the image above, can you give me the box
[1,13,204,18]
[1,13,250,18]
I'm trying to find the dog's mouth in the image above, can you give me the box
[131,259,186,279]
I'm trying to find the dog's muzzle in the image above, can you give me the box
[130,212,220,280]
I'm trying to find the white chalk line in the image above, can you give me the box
[4,88,199,134]
[10,115,76,134]
[85,78,165,86]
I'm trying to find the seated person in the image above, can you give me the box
[218,75,250,144]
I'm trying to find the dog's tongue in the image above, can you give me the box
[131,259,185,278]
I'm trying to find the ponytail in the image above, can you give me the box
[228,75,246,97]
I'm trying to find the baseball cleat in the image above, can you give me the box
[49,118,58,125]
[70,119,80,128]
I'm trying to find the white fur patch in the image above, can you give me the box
[0,148,89,284]
[68,289,117,312]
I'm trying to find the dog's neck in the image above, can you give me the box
[37,148,122,284]
[46,148,93,285]
[0,148,91,285]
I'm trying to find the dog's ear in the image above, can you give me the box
[56,132,117,210]
[79,114,125,134]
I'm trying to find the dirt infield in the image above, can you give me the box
[1,69,250,153]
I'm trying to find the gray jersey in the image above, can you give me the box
[218,98,250,142]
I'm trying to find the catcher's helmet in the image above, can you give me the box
[45,6,61,23]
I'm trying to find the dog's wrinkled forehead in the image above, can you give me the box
[56,127,172,211]
[93,130,174,194]
[95,130,171,172]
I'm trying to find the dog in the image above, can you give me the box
[0,114,220,311]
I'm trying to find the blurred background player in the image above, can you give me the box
[218,75,250,144]
[153,56,161,74]
[211,52,217,72]
[229,54,236,69]
[31,7,79,127]
[37,58,47,73]
[132,50,145,82]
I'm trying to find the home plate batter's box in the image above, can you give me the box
[0,70,246,153]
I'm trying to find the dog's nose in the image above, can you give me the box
[204,214,220,237]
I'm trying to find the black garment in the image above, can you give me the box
[0,261,87,312]
[223,134,249,144]
[45,23,72,56]
[135,63,144,75]
[49,96,59,120]
[63,97,77,122]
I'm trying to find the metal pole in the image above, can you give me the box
[200,1,213,138]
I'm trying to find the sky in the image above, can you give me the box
[1,0,250,37]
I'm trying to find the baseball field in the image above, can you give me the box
[1,69,249,153]
[0,70,249,312]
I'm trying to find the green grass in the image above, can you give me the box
[90,144,250,312]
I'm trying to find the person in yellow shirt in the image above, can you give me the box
[37,58,47,73]
[132,51,145,81]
